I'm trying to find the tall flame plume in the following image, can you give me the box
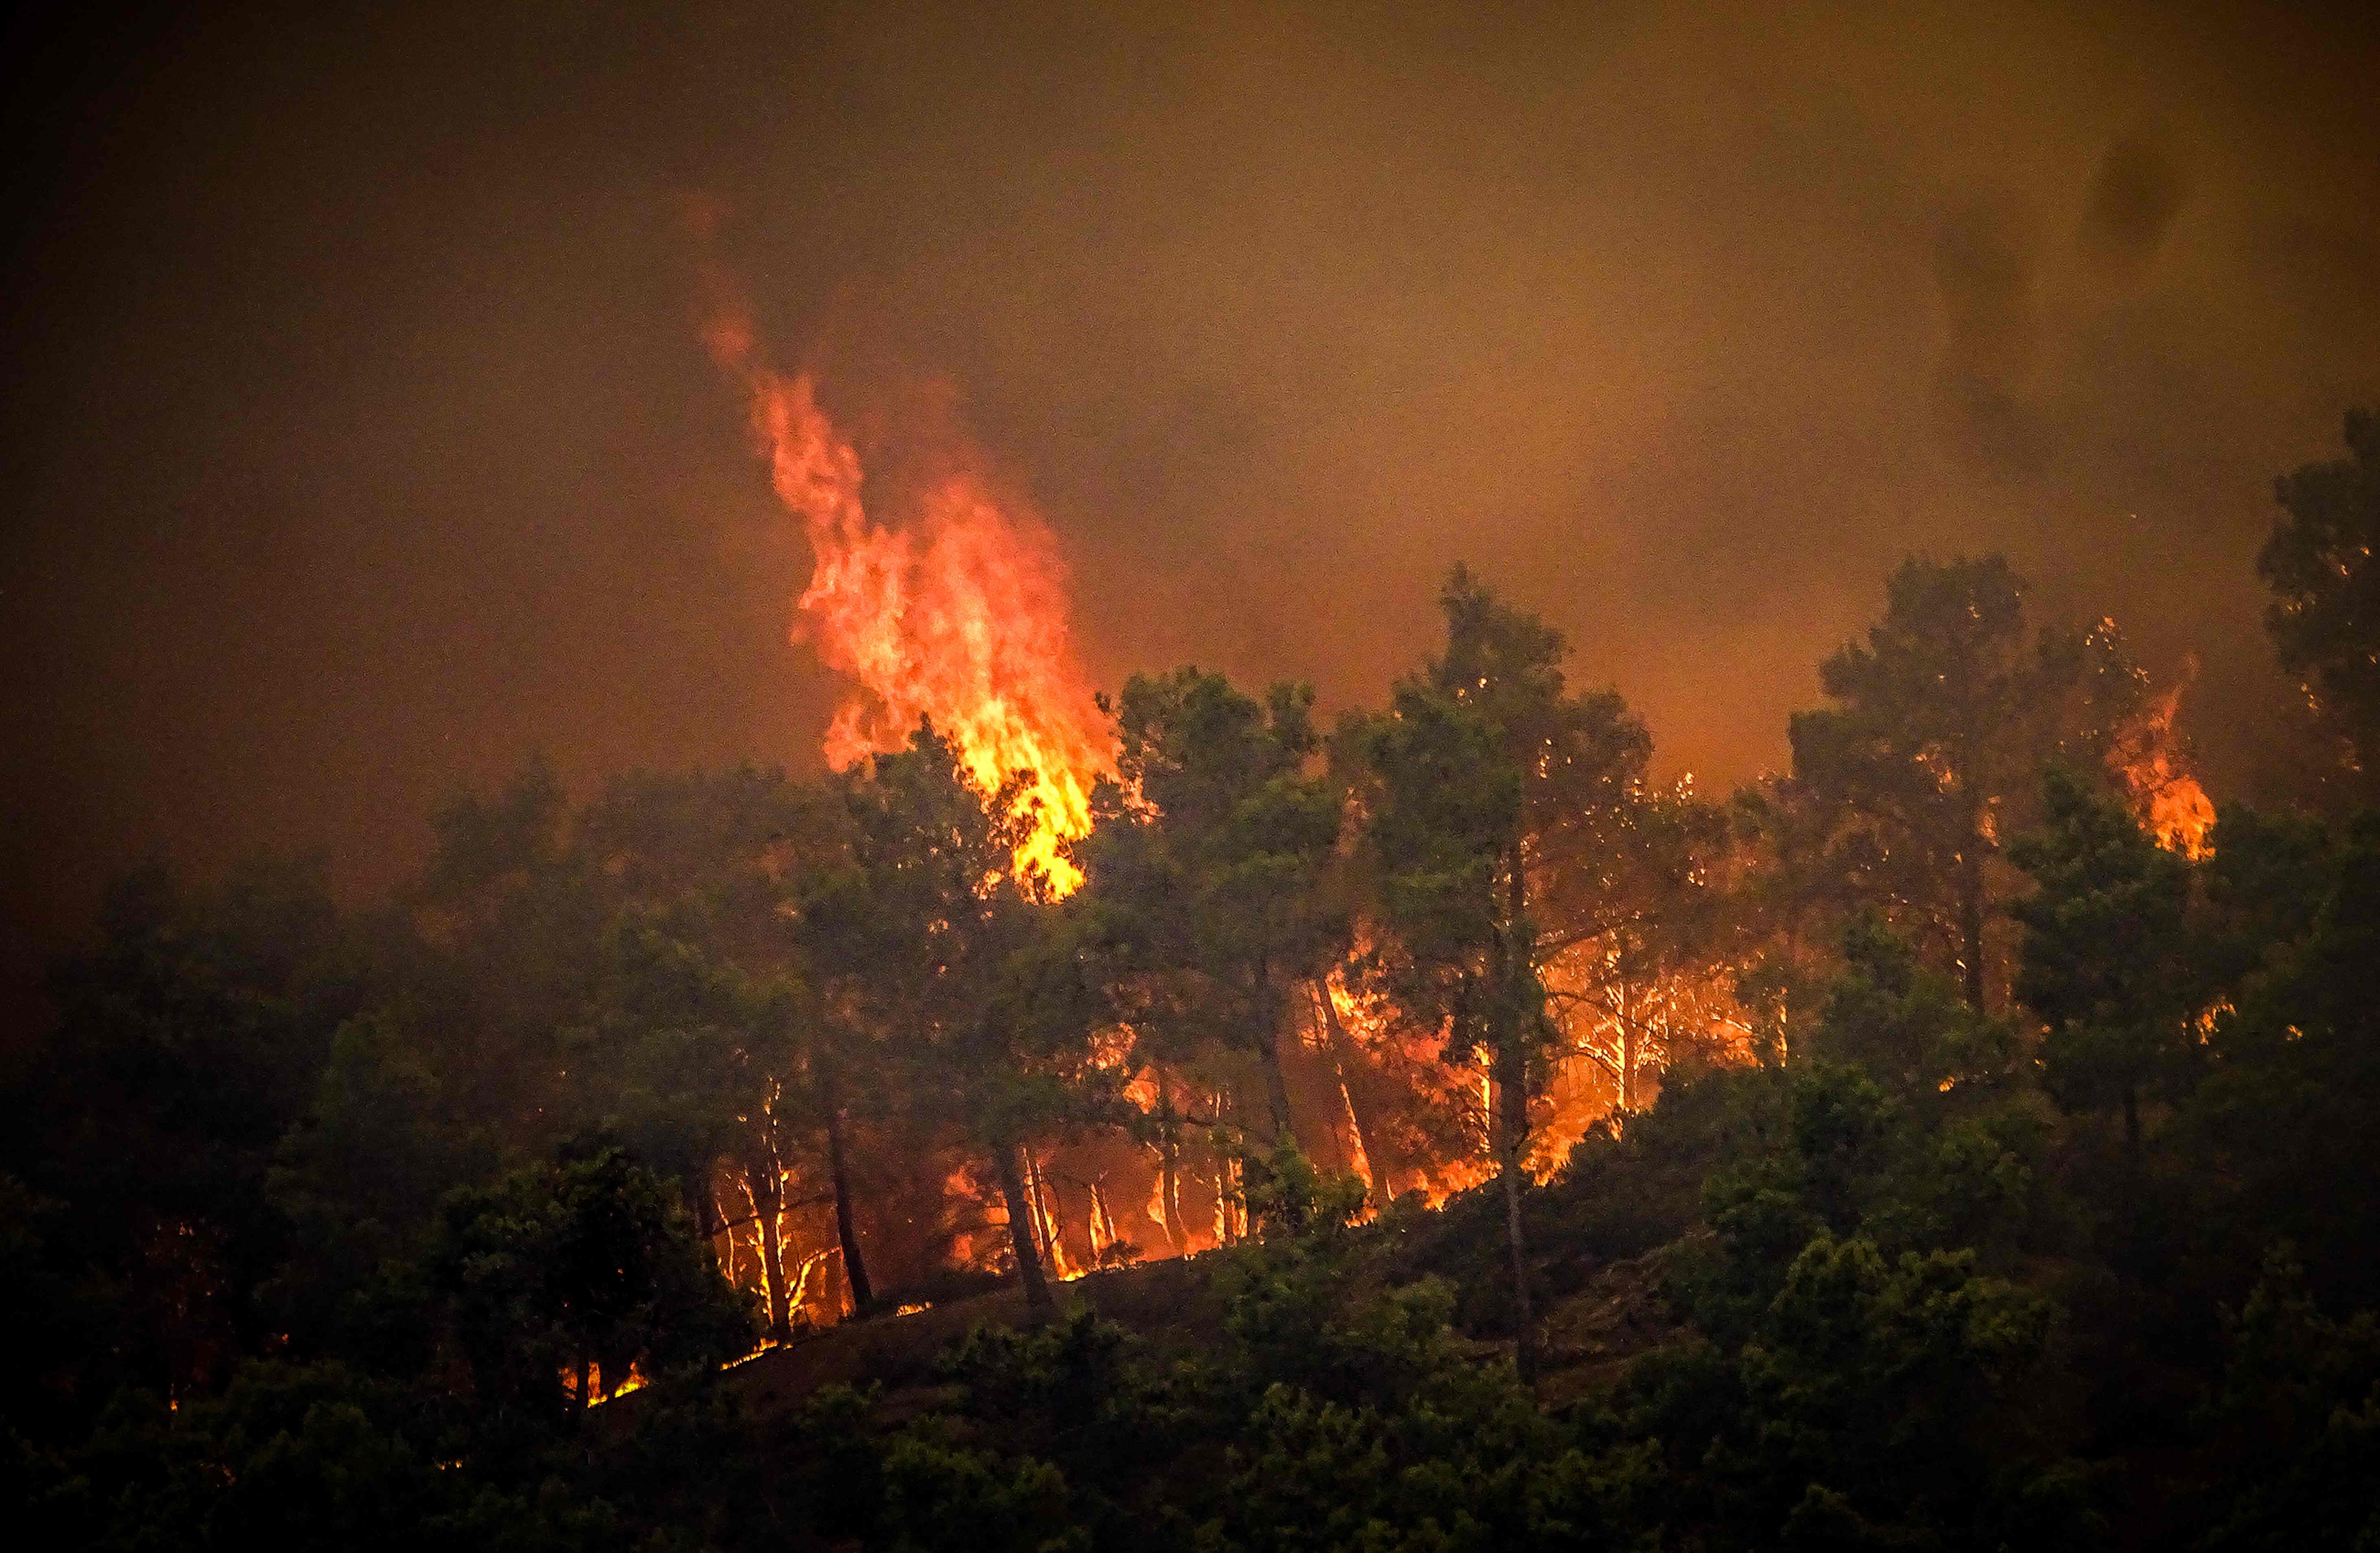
[2109,658,2216,861]
[704,310,1112,890]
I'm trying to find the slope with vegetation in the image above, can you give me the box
[5,413,2379,1549]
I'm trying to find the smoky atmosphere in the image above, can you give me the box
[6,2,2380,1549]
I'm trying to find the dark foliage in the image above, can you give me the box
[6,544,2378,1549]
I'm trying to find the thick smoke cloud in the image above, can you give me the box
[3,0,2376,1025]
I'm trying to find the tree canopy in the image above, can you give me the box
[7,513,2378,1550]
[2261,407,2380,789]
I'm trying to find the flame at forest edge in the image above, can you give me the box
[2109,658,2217,861]
[702,309,1113,891]
[685,291,2214,1327]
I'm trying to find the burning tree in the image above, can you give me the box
[1785,557,2171,1013]
[801,721,1125,1318]
[1529,764,1744,1145]
[1074,667,1348,1195]
[1345,566,1655,1382]
[565,769,882,1340]
[705,317,1114,892]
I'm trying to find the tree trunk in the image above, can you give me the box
[1500,832,1537,1386]
[1253,973,1297,1147]
[2123,1081,2141,1160]
[1496,1030,1537,1386]
[692,1170,722,1256]
[1025,1147,1073,1279]
[1214,1090,1242,1244]
[825,1104,873,1313]
[1088,1181,1116,1265]
[748,1162,792,1343]
[1312,976,1385,1204]
[1258,1038,1296,1146]
[1958,846,1988,1013]
[994,1144,1055,1319]
[722,1208,744,1288]
[1618,976,1636,1113]
[1155,1068,1186,1255]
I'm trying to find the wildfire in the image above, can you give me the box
[2109,664,2216,860]
[703,310,1112,890]
[683,254,1780,1332]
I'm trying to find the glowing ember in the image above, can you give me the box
[704,310,1112,890]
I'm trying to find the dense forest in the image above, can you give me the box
[6,411,2378,1550]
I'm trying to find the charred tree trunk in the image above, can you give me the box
[1253,970,1297,1147]
[1025,1147,1072,1279]
[825,1103,873,1313]
[1155,1068,1186,1255]
[1214,1090,1242,1244]
[748,1162,792,1343]
[1312,976,1385,1204]
[1258,1037,1296,1147]
[1496,1021,1536,1386]
[1088,1181,1116,1265]
[1335,1075,1374,1199]
[994,1144,1055,1319]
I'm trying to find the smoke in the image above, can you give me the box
[701,294,1111,887]
[3,0,2378,1022]
[2079,135,2191,277]
[1932,196,2044,470]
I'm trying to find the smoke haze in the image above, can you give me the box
[5,0,2376,1022]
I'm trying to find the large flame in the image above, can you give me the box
[705,313,1111,890]
[2109,662,2216,861]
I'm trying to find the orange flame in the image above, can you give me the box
[705,311,1111,890]
[2109,663,2216,861]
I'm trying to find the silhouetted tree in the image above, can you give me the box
[2009,767,2204,1158]
[430,1138,754,1415]
[4,858,375,1410]
[573,767,878,1334]
[2183,812,2380,1310]
[1808,914,2017,1104]
[1788,556,2142,1011]
[2260,406,2380,790]
[407,758,606,1138]
[803,722,1119,1318]
[1076,667,1345,1195]
[1349,565,1651,1382]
